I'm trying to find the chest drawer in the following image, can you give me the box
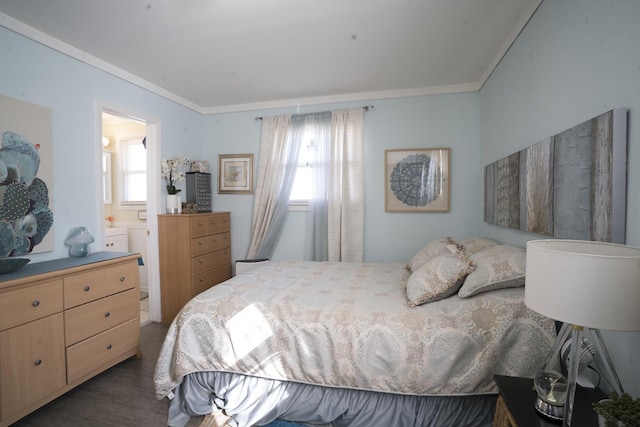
[64,289,138,346]
[192,264,232,295]
[212,248,231,268]
[0,280,63,331]
[66,318,139,384]
[209,232,230,251]
[192,252,215,276]
[206,214,230,234]
[0,313,66,420]
[191,246,231,275]
[190,216,208,238]
[64,260,139,308]
[191,235,209,257]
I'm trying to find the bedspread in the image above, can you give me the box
[154,261,555,400]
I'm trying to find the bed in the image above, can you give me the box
[154,237,556,427]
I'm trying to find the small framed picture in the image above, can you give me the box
[218,154,254,194]
[385,148,450,212]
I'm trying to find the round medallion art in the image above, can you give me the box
[389,153,442,207]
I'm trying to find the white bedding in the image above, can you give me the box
[154,261,555,403]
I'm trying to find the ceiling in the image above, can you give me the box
[0,0,541,113]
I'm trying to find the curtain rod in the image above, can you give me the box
[254,105,374,121]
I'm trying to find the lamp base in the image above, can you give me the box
[533,324,625,427]
[534,397,564,422]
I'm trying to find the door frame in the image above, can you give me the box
[96,103,162,323]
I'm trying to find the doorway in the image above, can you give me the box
[98,108,161,325]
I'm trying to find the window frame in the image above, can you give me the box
[117,135,147,208]
[288,128,317,210]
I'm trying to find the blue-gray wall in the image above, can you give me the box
[478,0,640,395]
[203,93,482,264]
[0,25,203,263]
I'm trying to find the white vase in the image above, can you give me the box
[166,194,180,214]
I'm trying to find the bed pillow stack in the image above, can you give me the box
[405,236,526,307]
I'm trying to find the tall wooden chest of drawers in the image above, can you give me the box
[0,252,141,427]
[158,212,231,325]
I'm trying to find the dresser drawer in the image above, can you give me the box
[0,280,63,331]
[66,318,139,384]
[64,289,138,346]
[0,313,66,420]
[211,248,231,268]
[189,216,209,238]
[191,235,209,257]
[209,232,231,251]
[192,252,216,276]
[64,260,139,308]
[206,214,230,235]
[192,248,231,276]
[192,264,232,295]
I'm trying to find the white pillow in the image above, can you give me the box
[458,244,526,297]
[457,237,500,256]
[406,253,476,307]
[407,237,461,272]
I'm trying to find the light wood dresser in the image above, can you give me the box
[158,212,231,325]
[0,252,141,427]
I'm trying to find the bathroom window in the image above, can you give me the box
[119,137,147,205]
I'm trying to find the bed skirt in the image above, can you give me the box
[167,371,497,427]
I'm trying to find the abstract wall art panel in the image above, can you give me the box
[484,109,627,243]
[0,95,54,255]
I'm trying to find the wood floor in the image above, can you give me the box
[10,322,203,427]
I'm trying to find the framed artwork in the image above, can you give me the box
[484,108,627,243]
[218,153,254,194]
[0,95,54,255]
[385,148,450,212]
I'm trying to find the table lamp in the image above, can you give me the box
[64,226,95,257]
[525,239,640,427]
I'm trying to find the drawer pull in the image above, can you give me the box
[106,344,113,350]
[198,221,203,226]
[104,311,111,317]
[200,278,204,282]
[34,359,42,366]
[198,240,204,245]
[120,276,125,282]
[32,300,40,307]
[199,259,203,264]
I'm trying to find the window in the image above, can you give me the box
[120,137,147,205]
[289,128,315,204]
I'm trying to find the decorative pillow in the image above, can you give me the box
[407,237,461,272]
[406,253,476,307]
[458,244,526,297]
[457,237,500,257]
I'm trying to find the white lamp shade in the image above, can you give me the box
[525,239,640,331]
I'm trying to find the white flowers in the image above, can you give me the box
[161,156,189,194]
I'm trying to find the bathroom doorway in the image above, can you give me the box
[99,108,161,326]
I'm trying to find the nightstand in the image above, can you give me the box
[493,375,607,427]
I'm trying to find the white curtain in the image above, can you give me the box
[327,108,364,262]
[248,108,365,262]
[246,115,296,259]
[302,112,332,261]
